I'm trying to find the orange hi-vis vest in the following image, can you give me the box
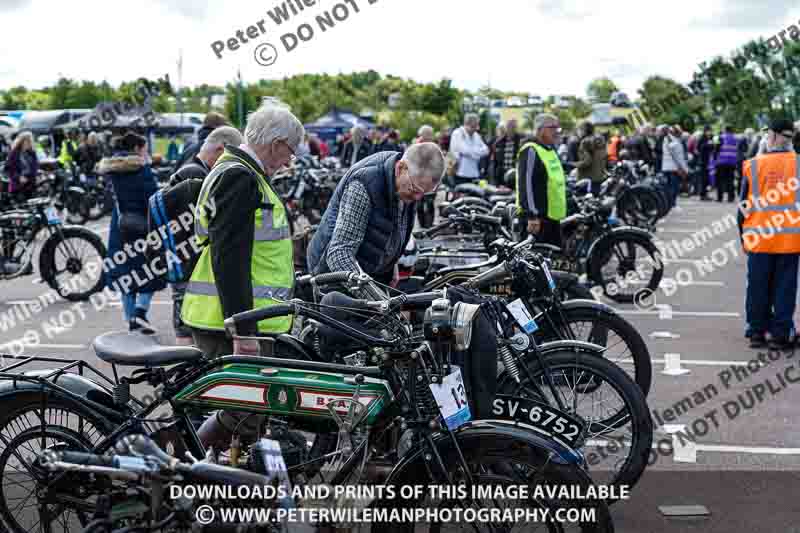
[607,136,620,163]
[741,151,800,253]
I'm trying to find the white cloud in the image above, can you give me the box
[1,0,798,102]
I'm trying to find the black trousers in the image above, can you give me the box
[715,164,736,202]
[696,164,709,198]
[519,216,563,247]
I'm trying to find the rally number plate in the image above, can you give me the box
[429,367,472,430]
[491,394,585,449]
[507,298,538,334]
[45,206,61,225]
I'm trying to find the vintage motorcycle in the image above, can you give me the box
[0,196,106,300]
[0,272,613,533]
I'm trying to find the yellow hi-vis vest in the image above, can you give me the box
[181,151,294,334]
[58,140,76,167]
[741,151,800,254]
[516,142,567,221]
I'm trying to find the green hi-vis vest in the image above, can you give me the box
[516,142,567,221]
[181,151,294,334]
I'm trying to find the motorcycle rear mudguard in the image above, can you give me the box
[0,369,128,430]
[585,225,654,264]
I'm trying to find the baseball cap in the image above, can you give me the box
[769,118,795,138]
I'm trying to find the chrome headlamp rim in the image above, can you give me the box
[452,301,481,351]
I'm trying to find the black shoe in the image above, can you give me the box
[131,308,157,335]
[768,336,795,352]
[749,333,767,348]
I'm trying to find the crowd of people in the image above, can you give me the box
[3,102,800,357]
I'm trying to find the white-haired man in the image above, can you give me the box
[450,113,489,184]
[168,126,244,187]
[308,142,444,297]
[182,100,302,356]
[417,124,435,144]
[182,100,302,450]
[516,113,567,246]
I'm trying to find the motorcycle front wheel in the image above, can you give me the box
[39,227,107,301]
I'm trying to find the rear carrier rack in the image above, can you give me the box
[0,353,145,411]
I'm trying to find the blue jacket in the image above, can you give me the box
[307,151,415,283]
[99,153,167,294]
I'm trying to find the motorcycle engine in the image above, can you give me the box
[252,418,310,471]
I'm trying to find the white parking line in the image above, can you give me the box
[658,228,711,234]
[659,219,698,224]
[618,358,754,367]
[0,343,86,351]
[695,444,800,455]
[622,279,725,287]
[585,439,800,456]
[616,310,740,317]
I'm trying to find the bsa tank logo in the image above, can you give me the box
[277,389,288,406]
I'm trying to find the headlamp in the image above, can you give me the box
[451,302,481,351]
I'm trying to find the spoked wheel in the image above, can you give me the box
[589,235,662,304]
[617,189,660,228]
[498,350,653,493]
[535,305,653,396]
[0,396,112,533]
[39,227,107,301]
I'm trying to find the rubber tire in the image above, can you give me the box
[498,350,653,495]
[535,305,653,396]
[39,226,107,301]
[370,431,614,532]
[588,233,663,304]
[0,394,114,533]
[617,189,660,228]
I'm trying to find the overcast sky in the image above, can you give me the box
[1,0,799,99]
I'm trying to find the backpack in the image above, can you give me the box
[146,178,204,284]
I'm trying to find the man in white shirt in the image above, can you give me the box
[450,113,489,184]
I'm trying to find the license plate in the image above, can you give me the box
[507,298,538,334]
[541,261,556,290]
[429,367,472,430]
[45,207,61,225]
[490,394,585,449]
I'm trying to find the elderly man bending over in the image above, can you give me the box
[308,142,444,296]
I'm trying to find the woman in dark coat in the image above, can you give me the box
[3,131,38,200]
[98,132,166,333]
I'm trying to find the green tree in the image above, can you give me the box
[587,77,619,103]
[1,86,29,110]
[638,75,706,130]
[568,98,592,121]
[49,77,77,109]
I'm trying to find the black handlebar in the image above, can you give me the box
[225,303,297,332]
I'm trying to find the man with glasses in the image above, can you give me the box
[308,142,445,298]
[182,99,303,363]
[516,113,568,246]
